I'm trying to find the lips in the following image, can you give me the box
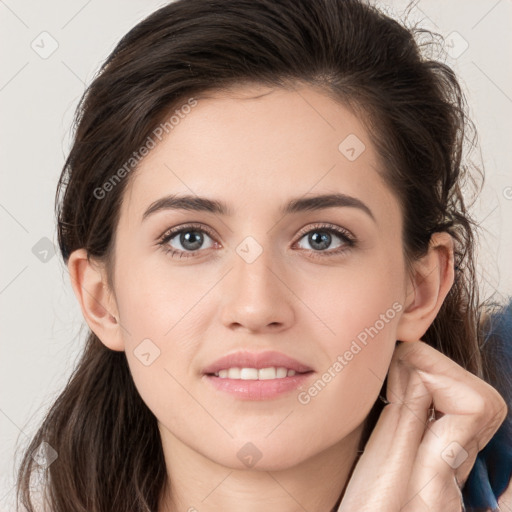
[202,350,314,375]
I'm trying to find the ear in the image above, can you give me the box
[67,248,124,351]
[396,232,455,342]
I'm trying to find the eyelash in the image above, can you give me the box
[157,222,357,260]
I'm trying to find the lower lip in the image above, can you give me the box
[203,372,314,400]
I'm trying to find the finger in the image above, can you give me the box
[405,371,507,511]
[338,356,431,512]
[392,340,506,430]
[394,341,508,510]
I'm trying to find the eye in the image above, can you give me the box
[157,223,217,259]
[294,223,356,257]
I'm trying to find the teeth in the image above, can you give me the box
[213,367,299,379]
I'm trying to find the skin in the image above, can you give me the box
[68,84,507,512]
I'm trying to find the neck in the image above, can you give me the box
[158,423,364,512]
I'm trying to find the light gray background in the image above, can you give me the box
[1,1,511,509]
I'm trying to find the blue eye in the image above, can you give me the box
[157,222,356,259]
[295,224,356,256]
[157,223,217,259]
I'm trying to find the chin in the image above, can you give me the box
[207,437,317,472]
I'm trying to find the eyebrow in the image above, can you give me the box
[142,192,375,222]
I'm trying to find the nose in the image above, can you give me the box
[219,237,295,334]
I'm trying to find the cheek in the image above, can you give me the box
[293,259,403,410]
[112,256,205,412]
[297,257,404,348]
[113,254,202,341]
[296,294,400,421]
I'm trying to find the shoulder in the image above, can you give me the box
[498,480,512,509]
[462,299,512,511]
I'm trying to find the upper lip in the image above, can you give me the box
[202,350,314,375]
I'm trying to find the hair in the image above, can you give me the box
[14,0,505,510]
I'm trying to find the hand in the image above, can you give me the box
[337,340,508,512]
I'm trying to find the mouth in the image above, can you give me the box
[202,350,315,400]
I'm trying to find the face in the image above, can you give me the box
[108,83,409,470]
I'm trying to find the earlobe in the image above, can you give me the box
[396,232,455,342]
[67,248,125,351]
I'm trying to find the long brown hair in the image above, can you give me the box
[15,0,499,510]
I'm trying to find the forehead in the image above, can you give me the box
[120,84,399,225]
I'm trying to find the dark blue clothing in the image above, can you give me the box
[463,299,512,511]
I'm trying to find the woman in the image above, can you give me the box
[15,0,512,510]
